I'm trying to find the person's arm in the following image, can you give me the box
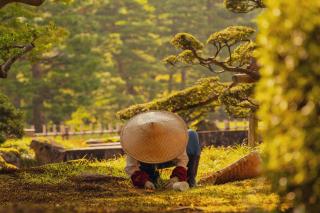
[125,155,152,188]
[171,151,188,181]
[125,155,140,176]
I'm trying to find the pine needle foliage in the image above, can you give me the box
[117,77,225,120]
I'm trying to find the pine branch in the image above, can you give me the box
[0,42,35,78]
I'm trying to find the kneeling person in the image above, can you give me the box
[120,111,201,190]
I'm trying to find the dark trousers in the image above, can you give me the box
[139,130,201,187]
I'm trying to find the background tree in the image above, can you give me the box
[117,25,259,135]
[1,0,259,131]
[0,5,39,78]
[256,0,320,211]
[0,0,72,78]
[151,0,258,92]
[0,93,23,144]
[0,3,69,132]
[63,0,259,128]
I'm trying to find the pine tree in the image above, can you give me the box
[117,25,258,130]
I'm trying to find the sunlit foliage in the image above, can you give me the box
[171,33,204,50]
[220,83,255,117]
[207,26,254,45]
[228,41,256,66]
[225,0,265,13]
[117,77,225,120]
[256,0,320,211]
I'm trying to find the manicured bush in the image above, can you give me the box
[256,0,320,211]
[0,93,24,144]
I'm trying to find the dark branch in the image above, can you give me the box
[0,0,45,9]
[192,49,249,74]
[225,0,266,13]
[226,43,232,62]
[0,44,27,51]
[0,42,35,78]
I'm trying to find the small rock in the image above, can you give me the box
[0,148,21,167]
[0,155,19,173]
[30,140,65,164]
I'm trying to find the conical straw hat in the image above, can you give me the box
[120,111,188,164]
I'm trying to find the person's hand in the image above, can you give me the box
[144,181,156,190]
[165,177,179,189]
[172,181,189,191]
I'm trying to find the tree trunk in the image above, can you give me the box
[31,63,45,133]
[180,69,186,89]
[248,112,258,146]
[206,2,213,18]
[13,96,21,108]
[115,57,138,95]
[168,69,174,93]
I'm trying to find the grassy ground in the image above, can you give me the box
[0,142,279,213]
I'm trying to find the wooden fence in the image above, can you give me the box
[24,123,122,139]
[24,119,249,139]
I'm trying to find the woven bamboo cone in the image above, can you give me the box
[199,151,262,184]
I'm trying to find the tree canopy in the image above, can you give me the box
[224,0,265,13]
[117,24,258,126]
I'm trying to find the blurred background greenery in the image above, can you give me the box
[0,0,259,133]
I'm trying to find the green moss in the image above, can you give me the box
[0,137,32,155]
[0,156,18,173]
[0,146,279,212]
[0,147,20,156]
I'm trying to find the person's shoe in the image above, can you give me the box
[173,181,189,191]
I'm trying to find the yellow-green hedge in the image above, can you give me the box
[256,0,320,211]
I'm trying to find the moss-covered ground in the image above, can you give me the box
[0,139,278,212]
